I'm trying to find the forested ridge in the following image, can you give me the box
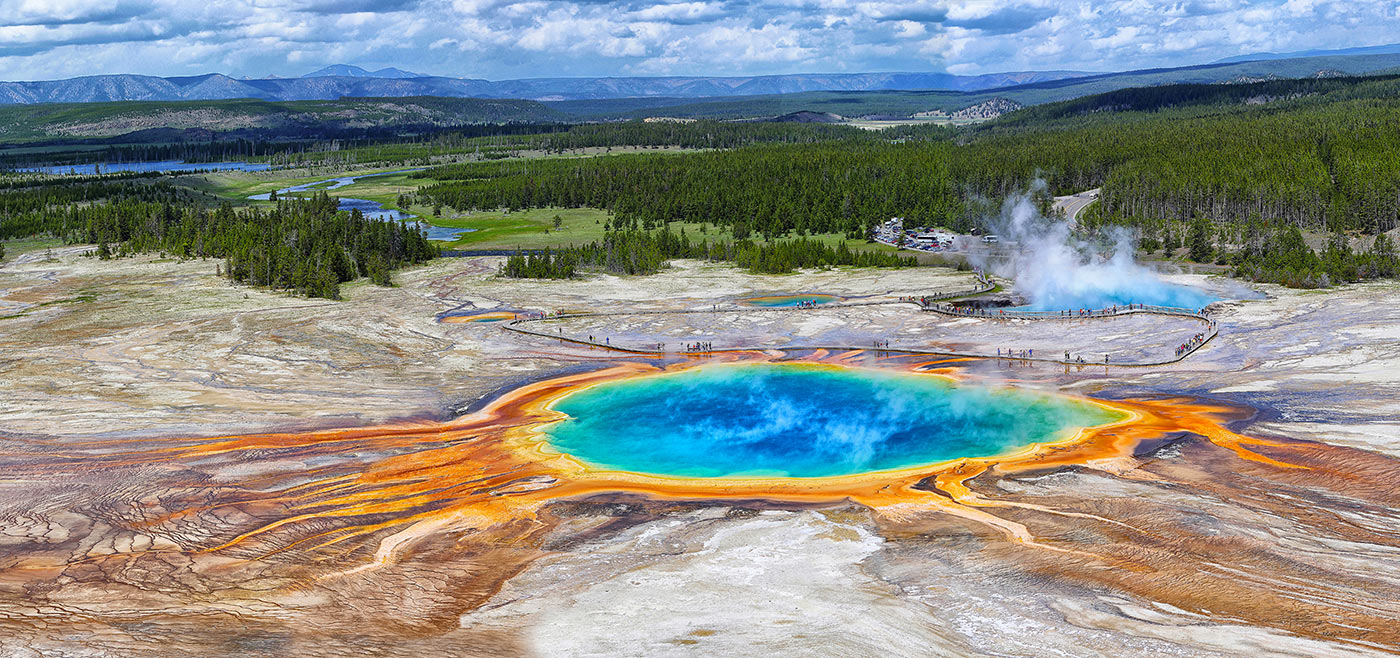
[258,120,896,168]
[970,75,1400,234]
[1,120,894,171]
[414,77,1400,238]
[988,74,1400,127]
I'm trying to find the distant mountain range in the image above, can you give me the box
[1214,42,1400,64]
[0,69,1091,106]
[299,65,425,79]
[556,51,1400,121]
[1,47,1399,111]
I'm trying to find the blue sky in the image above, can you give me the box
[1,0,1397,81]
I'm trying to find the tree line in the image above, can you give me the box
[967,76,1400,234]
[417,142,972,239]
[0,180,436,298]
[500,228,916,279]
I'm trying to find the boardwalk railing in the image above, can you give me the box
[918,273,1214,323]
[923,302,1210,321]
[900,276,996,305]
[496,273,1220,366]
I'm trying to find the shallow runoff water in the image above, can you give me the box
[742,294,840,307]
[544,363,1124,478]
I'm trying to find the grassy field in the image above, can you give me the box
[321,171,420,204]
[186,147,699,203]
[179,166,423,201]
[0,237,65,259]
[425,207,613,249]
[420,206,931,258]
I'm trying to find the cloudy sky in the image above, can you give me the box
[1,0,1397,81]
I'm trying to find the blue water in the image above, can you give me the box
[1014,282,1219,312]
[21,160,270,175]
[742,294,840,307]
[544,363,1123,478]
[335,198,475,241]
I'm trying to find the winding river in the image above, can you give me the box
[248,169,474,241]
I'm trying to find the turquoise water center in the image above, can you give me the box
[543,363,1126,478]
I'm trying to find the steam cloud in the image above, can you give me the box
[973,184,1217,311]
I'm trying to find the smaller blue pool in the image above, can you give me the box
[742,294,840,307]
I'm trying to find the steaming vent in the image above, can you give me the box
[972,183,1221,312]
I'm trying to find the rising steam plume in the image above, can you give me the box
[973,184,1217,311]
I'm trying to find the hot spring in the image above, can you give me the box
[999,237,1222,312]
[986,185,1224,312]
[1012,277,1220,312]
[540,363,1125,478]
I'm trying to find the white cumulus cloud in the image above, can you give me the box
[0,0,1395,80]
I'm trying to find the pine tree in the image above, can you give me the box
[1188,218,1214,262]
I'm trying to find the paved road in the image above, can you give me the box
[1052,188,1100,225]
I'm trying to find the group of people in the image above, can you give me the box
[997,348,1034,359]
[1060,303,1143,318]
[1056,350,1110,364]
[1176,332,1209,357]
[581,338,714,353]
[873,340,891,349]
[940,305,992,316]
